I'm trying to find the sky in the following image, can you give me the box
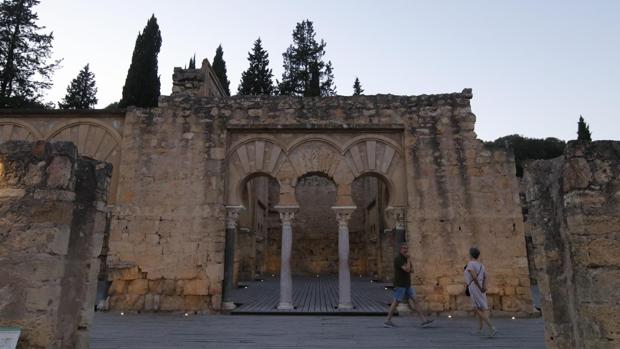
[36,0,619,141]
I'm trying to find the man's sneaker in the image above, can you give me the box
[488,328,498,337]
[420,319,434,327]
[383,321,396,328]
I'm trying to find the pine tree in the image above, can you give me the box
[58,64,97,109]
[212,44,230,96]
[119,15,162,108]
[577,115,592,141]
[352,77,364,96]
[279,20,336,97]
[0,0,61,108]
[188,54,196,69]
[321,61,336,96]
[238,38,275,95]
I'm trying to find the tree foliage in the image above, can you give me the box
[577,115,592,141]
[278,20,336,97]
[212,44,230,96]
[58,64,97,109]
[352,77,363,96]
[188,54,196,69]
[485,134,566,177]
[119,15,162,108]
[0,0,60,108]
[237,38,275,95]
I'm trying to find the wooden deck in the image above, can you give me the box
[230,276,393,314]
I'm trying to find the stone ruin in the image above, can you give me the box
[523,141,620,349]
[0,141,111,349]
[0,59,618,348]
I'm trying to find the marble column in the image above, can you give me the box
[275,205,298,310]
[333,206,356,310]
[222,205,243,310]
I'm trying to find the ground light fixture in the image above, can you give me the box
[120,312,125,316]
[448,315,452,318]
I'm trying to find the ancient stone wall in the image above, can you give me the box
[0,110,125,203]
[105,90,531,314]
[523,141,620,349]
[0,141,111,349]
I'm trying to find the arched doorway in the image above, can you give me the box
[224,134,408,313]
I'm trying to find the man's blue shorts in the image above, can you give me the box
[393,287,416,302]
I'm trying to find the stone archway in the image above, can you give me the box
[224,131,407,311]
[46,119,122,204]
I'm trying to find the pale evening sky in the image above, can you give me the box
[36,0,619,141]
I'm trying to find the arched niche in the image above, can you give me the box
[46,119,122,204]
[0,119,43,143]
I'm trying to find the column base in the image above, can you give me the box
[397,303,410,313]
[277,302,294,310]
[222,301,236,310]
[338,303,353,310]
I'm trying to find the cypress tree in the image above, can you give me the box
[238,38,275,95]
[188,54,196,69]
[279,19,336,97]
[0,0,60,108]
[353,77,364,96]
[577,115,592,141]
[119,14,162,108]
[58,64,97,109]
[212,44,230,96]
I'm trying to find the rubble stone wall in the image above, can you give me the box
[0,141,111,349]
[523,141,620,349]
[105,90,531,314]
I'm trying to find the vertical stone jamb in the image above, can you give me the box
[387,206,409,313]
[387,206,407,251]
[222,205,243,310]
[332,206,356,309]
[275,205,299,310]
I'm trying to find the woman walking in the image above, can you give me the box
[464,247,497,337]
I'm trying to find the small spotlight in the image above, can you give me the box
[384,287,388,290]
[120,312,125,316]
[448,315,452,319]
[244,286,248,289]
[511,316,516,320]
[184,313,189,317]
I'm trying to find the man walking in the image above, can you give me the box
[384,243,433,328]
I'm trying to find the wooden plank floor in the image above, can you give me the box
[230,276,393,314]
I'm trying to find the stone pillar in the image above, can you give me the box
[333,206,356,310]
[387,207,407,253]
[222,205,243,310]
[275,205,298,310]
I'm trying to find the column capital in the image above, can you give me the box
[225,205,244,230]
[274,205,299,224]
[386,206,407,230]
[332,206,356,227]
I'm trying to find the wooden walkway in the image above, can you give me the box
[230,276,393,314]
